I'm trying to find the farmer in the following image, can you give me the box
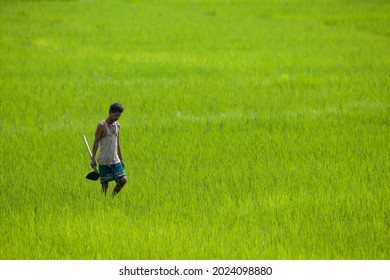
[90,103,127,197]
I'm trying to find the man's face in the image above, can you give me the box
[110,112,122,121]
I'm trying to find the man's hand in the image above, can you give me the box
[90,158,97,169]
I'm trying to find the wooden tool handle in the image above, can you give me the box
[83,135,93,159]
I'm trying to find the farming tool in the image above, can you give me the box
[82,135,100,181]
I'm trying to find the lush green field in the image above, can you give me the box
[0,0,389,259]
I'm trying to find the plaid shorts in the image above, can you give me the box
[99,162,126,184]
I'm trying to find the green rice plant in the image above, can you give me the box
[0,0,389,259]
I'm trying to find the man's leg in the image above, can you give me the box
[112,176,127,197]
[102,183,109,196]
[99,165,109,196]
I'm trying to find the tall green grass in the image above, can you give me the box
[0,0,389,259]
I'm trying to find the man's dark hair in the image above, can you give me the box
[109,103,124,113]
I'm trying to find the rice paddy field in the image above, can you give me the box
[0,0,389,260]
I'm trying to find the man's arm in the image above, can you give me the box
[117,130,124,168]
[90,123,104,168]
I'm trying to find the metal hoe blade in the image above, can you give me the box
[86,170,100,181]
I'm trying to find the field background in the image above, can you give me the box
[0,0,389,259]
